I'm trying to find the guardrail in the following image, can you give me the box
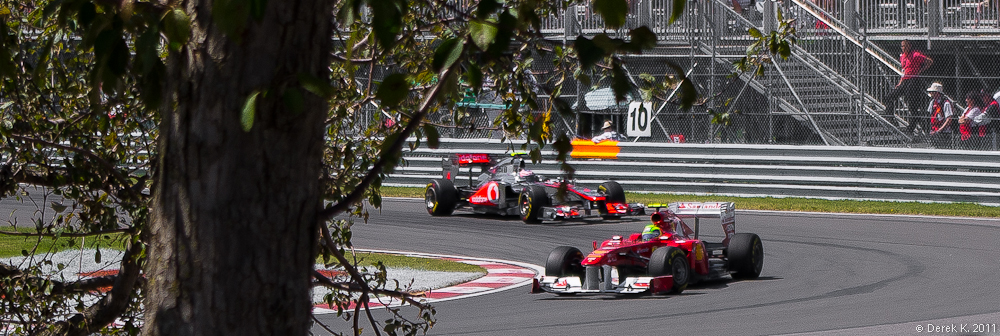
[389,138,1000,204]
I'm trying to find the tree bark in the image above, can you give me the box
[145,1,331,335]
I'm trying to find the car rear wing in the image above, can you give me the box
[441,153,529,185]
[647,202,736,245]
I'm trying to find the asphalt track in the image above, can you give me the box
[315,198,1000,336]
[4,194,999,335]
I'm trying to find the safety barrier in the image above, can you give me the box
[390,138,1000,204]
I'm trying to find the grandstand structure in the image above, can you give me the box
[515,0,1000,149]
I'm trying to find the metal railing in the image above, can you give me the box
[388,138,1000,204]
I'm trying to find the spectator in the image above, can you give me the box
[958,92,989,149]
[882,40,933,135]
[926,83,955,148]
[592,120,621,143]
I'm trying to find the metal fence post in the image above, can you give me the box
[844,0,858,31]
[763,0,776,32]
[927,0,940,39]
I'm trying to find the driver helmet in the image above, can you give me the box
[649,210,676,233]
[517,169,538,182]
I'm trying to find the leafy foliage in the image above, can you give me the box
[0,0,795,335]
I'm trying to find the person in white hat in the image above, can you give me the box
[592,120,620,143]
[926,82,954,148]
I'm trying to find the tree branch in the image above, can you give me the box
[9,135,141,201]
[0,228,135,238]
[38,241,145,336]
[317,65,457,222]
[311,270,431,310]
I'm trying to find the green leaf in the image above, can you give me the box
[432,38,464,74]
[371,0,404,50]
[748,27,762,39]
[552,98,573,117]
[667,62,697,110]
[610,62,631,103]
[485,11,516,57]
[250,0,267,21]
[213,0,250,40]
[162,9,191,51]
[592,34,621,54]
[241,90,261,132]
[136,25,161,75]
[466,63,483,94]
[593,0,628,29]
[574,37,603,69]
[50,202,67,213]
[283,88,305,114]
[376,74,411,107]
[140,60,166,110]
[477,0,501,18]
[554,134,573,162]
[78,2,96,28]
[469,20,497,51]
[422,124,440,149]
[298,73,334,98]
[670,0,686,24]
[626,26,657,52]
[337,0,356,25]
[108,35,130,76]
[529,148,542,163]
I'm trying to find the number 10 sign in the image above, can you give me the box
[627,102,653,137]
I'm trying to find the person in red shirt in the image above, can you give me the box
[882,40,934,136]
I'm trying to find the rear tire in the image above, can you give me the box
[425,179,457,216]
[599,181,626,219]
[545,246,585,278]
[519,185,548,224]
[729,233,764,279]
[648,246,689,293]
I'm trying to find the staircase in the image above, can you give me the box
[695,0,912,146]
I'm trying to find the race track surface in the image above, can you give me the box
[316,198,1000,336]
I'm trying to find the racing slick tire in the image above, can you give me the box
[425,179,458,216]
[599,181,626,203]
[729,233,764,279]
[648,246,689,294]
[598,181,626,219]
[519,185,548,224]
[545,246,585,278]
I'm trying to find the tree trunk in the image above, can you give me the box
[145,1,331,335]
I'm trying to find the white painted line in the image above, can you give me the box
[430,287,494,294]
[312,249,545,314]
[467,276,533,284]
[486,268,536,275]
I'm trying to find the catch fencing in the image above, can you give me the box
[388,138,1000,204]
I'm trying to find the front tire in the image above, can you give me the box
[519,185,548,224]
[599,180,626,203]
[598,181,626,219]
[545,246,585,278]
[648,246,689,293]
[425,179,457,216]
[729,233,764,279]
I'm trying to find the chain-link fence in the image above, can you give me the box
[351,0,1000,151]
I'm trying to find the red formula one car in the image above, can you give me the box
[424,153,644,223]
[532,202,764,295]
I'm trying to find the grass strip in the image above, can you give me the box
[319,251,486,273]
[381,186,1000,218]
[0,228,126,258]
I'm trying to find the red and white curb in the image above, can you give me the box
[312,249,544,314]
